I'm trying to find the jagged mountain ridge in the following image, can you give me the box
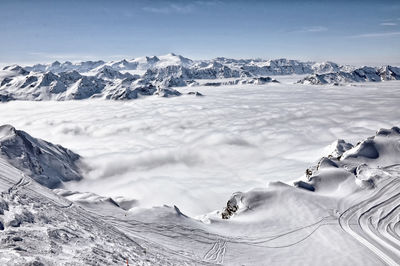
[1,53,400,101]
[298,65,400,85]
[0,125,83,188]
[0,67,183,101]
[23,53,193,74]
[20,54,345,76]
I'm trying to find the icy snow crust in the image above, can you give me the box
[1,124,400,265]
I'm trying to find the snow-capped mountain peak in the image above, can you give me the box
[0,124,83,188]
[1,54,400,102]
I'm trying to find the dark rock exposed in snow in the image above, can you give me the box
[221,193,241,219]
[202,76,278,87]
[187,91,203,96]
[294,181,315,191]
[0,93,14,102]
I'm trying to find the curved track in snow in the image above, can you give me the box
[339,165,400,266]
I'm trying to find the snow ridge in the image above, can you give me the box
[0,125,83,188]
[215,127,400,264]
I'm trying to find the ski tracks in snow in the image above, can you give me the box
[203,239,227,264]
[339,165,400,266]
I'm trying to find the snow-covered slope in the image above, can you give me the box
[207,126,400,265]
[0,123,399,265]
[0,125,83,188]
[0,156,196,265]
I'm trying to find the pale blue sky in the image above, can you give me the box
[1,0,400,66]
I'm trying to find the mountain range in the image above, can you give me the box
[1,53,399,102]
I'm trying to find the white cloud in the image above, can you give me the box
[294,26,328,33]
[380,22,397,26]
[142,1,221,14]
[143,3,194,14]
[350,31,400,38]
[1,82,399,215]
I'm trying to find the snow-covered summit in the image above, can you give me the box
[2,65,30,75]
[114,53,193,71]
[154,53,193,68]
[311,61,340,74]
[16,54,353,77]
[0,124,83,188]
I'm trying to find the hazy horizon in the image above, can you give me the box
[1,52,400,69]
[1,0,400,67]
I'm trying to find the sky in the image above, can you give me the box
[1,0,400,66]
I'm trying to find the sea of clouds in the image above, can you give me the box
[1,80,399,216]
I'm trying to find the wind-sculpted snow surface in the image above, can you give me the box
[213,126,400,265]
[1,123,400,264]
